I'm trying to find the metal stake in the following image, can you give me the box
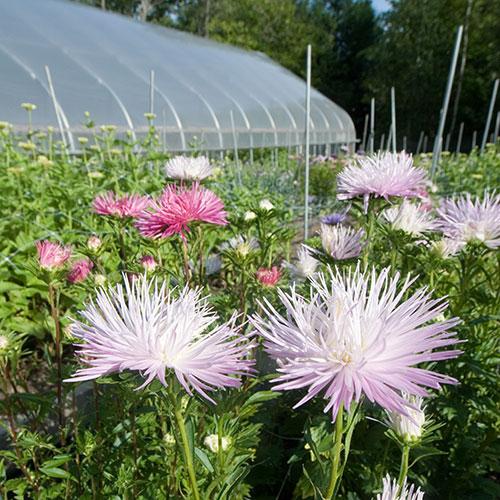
[369,97,375,155]
[230,110,241,185]
[431,25,464,176]
[390,86,397,152]
[304,44,312,240]
[416,131,424,155]
[480,79,499,154]
[456,122,464,154]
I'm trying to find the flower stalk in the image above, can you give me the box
[326,405,344,499]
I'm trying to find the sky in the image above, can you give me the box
[372,0,391,12]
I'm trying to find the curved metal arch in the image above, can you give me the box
[247,92,279,147]
[0,42,74,149]
[60,48,137,142]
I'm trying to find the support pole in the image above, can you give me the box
[455,122,464,154]
[445,132,451,151]
[493,111,500,144]
[386,127,392,152]
[431,25,463,177]
[361,113,369,152]
[304,44,312,241]
[480,79,499,154]
[416,131,424,154]
[390,86,397,153]
[403,136,407,151]
[471,130,477,149]
[45,65,67,149]
[369,97,375,155]
[423,135,428,153]
[149,70,155,116]
[379,133,385,152]
[230,110,241,185]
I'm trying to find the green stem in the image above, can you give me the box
[181,238,191,285]
[326,405,344,499]
[397,444,410,489]
[170,389,200,500]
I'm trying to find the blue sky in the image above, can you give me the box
[372,0,391,12]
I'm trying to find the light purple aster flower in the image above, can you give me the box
[337,152,427,212]
[320,224,365,260]
[382,200,438,236]
[65,275,254,401]
[376,474,424,500]
[321,205,350,225]
[250,266,462,420]
[436,192,500,249]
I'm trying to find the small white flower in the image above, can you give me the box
[387,394,425,442]
[320,224,365,260]
[382,200,437,236]
[244,211,257,221]
[376,474,424,500]
[87,236,102,251]
[165,155,213,181]
[164,433,176,446]
[283,245,318,280]
[259,199,274,211]
[220,235,259,257]
[0,335,9,351]
[204,434,232,453]
[432,238,464,258]
[94,274,107,286]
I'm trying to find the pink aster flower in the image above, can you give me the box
[337,152,427,212]
[320,224,365,260]
[36,240,72,270]
[140,255,157,272]
[256,266,282,287]
[93,192,150,218]
[436,192,500,249]
[67,258,94,284]
[65,275,254,401]
[251,265,462,420]
[136,182,228,239]
[376,474,424,500]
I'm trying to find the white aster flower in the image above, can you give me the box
[244,210,257,221]
[259,199,274,211]
[376,474,424,500]
[165,155,213,181]
[283,245,318,280]
[321,224,365,260]
[220,235,259,257]
[204,434,232,453]
[431,238,464,258]
[382,200,438,236]
[387,394,426,442]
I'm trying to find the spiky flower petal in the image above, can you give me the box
[165,155,213,181]
[321,224,365,260]
[386,393,425,442]
[337,152,427,211]
[436,192,500,248]
[376,474,424,500]
[251,266,461,420]
[36,240,72,270]
[382,200,438,236]
[93,192,150,218]
[136,183,228,239]
[67,258,94,284]
[283,245,318,280]
[65,275,254,401]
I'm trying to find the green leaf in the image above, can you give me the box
[194,447,214,473]
[40,466,71,479]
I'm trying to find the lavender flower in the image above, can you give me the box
[321,224,365,260]
[251,266,462,420]
[376,474,424,500]
[382,200,438,236]
[321,205,350,226]
[337,152,427,212]
[65,275,254,401]
[436,192,500,249]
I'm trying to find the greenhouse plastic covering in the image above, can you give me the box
[0,0,356,152]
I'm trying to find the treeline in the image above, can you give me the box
[76,0,499,151]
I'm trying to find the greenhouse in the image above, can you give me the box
[0,0,356,152]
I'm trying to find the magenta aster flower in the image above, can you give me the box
[136,183,228,239]
[436,192,500,249]
[376,474,424,500]
[65,275,254,400]
[67,258,94,284]
[36,240,72,270]
[337,152,427,211]
[93,192,150,218]
[251,266,462,420]
[320,224,365,260]
[256,266,282,287]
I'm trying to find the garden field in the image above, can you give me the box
[0,123,499,499]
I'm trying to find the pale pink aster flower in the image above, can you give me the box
[67,258,94,284]
[93,192,150,218]
[436,192,500,249]
[386,393,425,442]
[283,245,318,280]
[165,155,213,181]
[136,183,228,239]
[320,224,365,260]
[65,275,254,400]
[382,200,438,236]
[337,152,427,212]
[376,474,424,500]
[256,266,282,287]
[140,255,157,272]
[36,240,72,270]
[250,266,462,420]
[87,235,102,251]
